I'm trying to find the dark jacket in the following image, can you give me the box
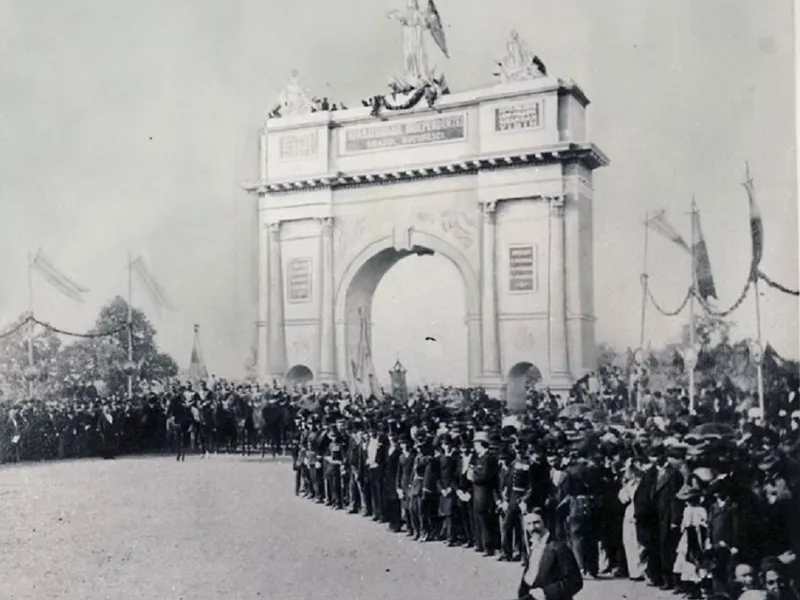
[472,451,500,511]
[384,445,401,500]
[438,453,458,516]
[517,539,583,600]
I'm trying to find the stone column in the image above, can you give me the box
[267,221,287,380]
[480,201,501,379]
[318,217,336,382]
[548,196,572,388]
[257,223,269,380]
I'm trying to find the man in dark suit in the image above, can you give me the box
[471,431,500,556]
[438,434,459,545]
[633,447,661,586]
[397,435,416,536]
[384,429,402,531]
[654,443,686,590]
[516,508,583,600]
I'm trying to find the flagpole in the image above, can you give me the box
[688,201,697,416]
[27,251,35,400]
[637,211,650,413]
[639,211,650,350]
[127,253,133,399]
[746,162,766,416]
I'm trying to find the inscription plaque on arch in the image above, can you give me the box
[343,113,467,153]
[509,245,536,292]
[287,257,312,302]
[495,100,543,133]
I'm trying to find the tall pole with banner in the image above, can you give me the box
[26,251,35,399]
[687,201,698,415]
[125,253,135,399]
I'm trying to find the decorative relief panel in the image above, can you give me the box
[334,217,367,256]
[415,208,478,250]
[513,326,535,353]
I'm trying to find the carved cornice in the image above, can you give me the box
[241,142,609,196]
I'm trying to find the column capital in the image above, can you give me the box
[480,200,498,221]
[547,195,566,217]
[268,221,282,234]
[318,216,335,233]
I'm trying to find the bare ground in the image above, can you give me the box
[0,455,675,600]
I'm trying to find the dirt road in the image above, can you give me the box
[0,455,674,599]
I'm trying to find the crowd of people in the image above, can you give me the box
[290,380,800,600]
[1,373,799,600]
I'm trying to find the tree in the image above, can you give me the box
[57,296,178,398]
[0,315,62,401]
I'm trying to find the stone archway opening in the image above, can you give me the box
[285,364,314,385]
[371,250,468,389]
[505,361,542,412]
[342,242,471,391]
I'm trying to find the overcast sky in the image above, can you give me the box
[0,0,796,385]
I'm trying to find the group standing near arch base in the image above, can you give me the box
[1,371,800,600]
[290,375,800,600]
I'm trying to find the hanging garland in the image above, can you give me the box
[695,276,752,318]
[368,77,448,118]
[641,274,693,316]
[0,315,33,339]
[757,270,799,297]
[32,317,130,339]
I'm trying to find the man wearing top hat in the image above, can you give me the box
[470,430,500,556]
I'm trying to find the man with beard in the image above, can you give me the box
[516,508,583,600]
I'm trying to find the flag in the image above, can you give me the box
[742,165,764,278]
[645,211,691,255]
[351,308,382,399]
[427,0,449,58]
[30,249,89,303]
[691,202,717,300]
[131,256,175,311]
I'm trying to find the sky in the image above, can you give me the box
[0,0,797,386]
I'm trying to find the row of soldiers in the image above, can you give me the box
[292,410,585,561]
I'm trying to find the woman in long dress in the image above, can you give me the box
[618,460,647,580]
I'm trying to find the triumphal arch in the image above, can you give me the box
[246,25,608,394]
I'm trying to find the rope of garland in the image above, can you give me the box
[0,315,33,339]
[757,270,799,296]
[31,317,130,339]
[695,276,752,318]
[642,274,693,316]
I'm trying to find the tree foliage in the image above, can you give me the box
[0,319,62,399]
[0,296,178,402]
